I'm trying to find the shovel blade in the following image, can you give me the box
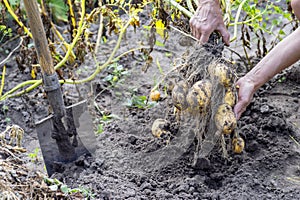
[36,100,96,176]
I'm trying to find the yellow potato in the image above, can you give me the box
[232,136,245,153]
[214,103,237,134]
[150,90,161,101]
[151,118,170,138]
[224,88,236,107]
[186,79,212,113]
[172,81,189,111]
[208,63,235,88]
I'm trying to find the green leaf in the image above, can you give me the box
[2,105,9,112]
[49,185,58,191]
[143,25,151,30]
[69,188,80,193]
[116,64,124,71]
[165,52,172,57]
[60,184,69,193]
[8,0,19,7]
[103,74,113,82]
[0,25,6,31]
[44,177,54,184]
[53,178,62,185]
[279,29,286,35]
[97,124,104,134]
[155,40,165,47]
[49,0,68,22]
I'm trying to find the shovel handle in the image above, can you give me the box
[23,0,54,76]
[24,0,65,118]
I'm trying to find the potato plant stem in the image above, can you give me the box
[193,0,199,7]
[112,46,150,63]
[3,0,32,38]
[186,0,195,14]
[229,0,268,42]
[230,0,247,42]
[0,65,6,97]
[67,0,77,30]
[50,21,76,60]
[163,0,193,18]
[0,80,42,100]
[221,0,231,25]
[0,7,132,99]
[0,37,23,67]
[169,25,196,40]
[10,80,42,99]
[95,3,104,54]
[55,0,86,70]
[229,7,268,27]
[63,19,133,84]
[0,0,87,100]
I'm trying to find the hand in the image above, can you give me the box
[189,0,230,45]
[234,77,256,119]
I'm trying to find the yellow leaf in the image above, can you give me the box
[31,65,37,79]
[171,13,175,21]
[155,19,165,38]
[152,8,157,17]
[130,16,140,27]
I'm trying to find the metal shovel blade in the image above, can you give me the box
[36,100,96,176]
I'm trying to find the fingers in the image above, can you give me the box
[195,28,202,41]
[190,17,212,42]
[190,19,203,40]
[233,80,254,119]
[193,23,213,43]
[217,25,230,46]
[189,18,197,39]
[234,81,245,119]
[199,31,211,44]
[234,101,247,120]
[190,21,230,45]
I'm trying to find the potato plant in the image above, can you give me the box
[0,0,296,100]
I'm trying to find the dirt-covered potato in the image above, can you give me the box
[151,118,170,138]
[186,79,212,113]
[232,136,245,153]
[150,90,161,101]
[224,88,236,107]
[214,103,237,134]
[172,80,189,111]
[208,63,235,88]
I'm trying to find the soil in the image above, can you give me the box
[1,13,300,200]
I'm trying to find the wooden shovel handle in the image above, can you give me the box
[23,0,54,75]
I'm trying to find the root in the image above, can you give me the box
[166,33,237,164]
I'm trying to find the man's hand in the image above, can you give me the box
[189,0,230,45]
[233,77,256,119]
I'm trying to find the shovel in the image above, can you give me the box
[23,0,96,176]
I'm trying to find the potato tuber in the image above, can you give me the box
[208,63,235,88]
[232,136,245,153]
[186,79,212,113]
[214,103,237,134]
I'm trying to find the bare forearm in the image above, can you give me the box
[198,0,219,4]
[234,1,300,119]
[246,27,300,91]
[198,0,219,5]
[197,0,220,7]
[291,0,300,20]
